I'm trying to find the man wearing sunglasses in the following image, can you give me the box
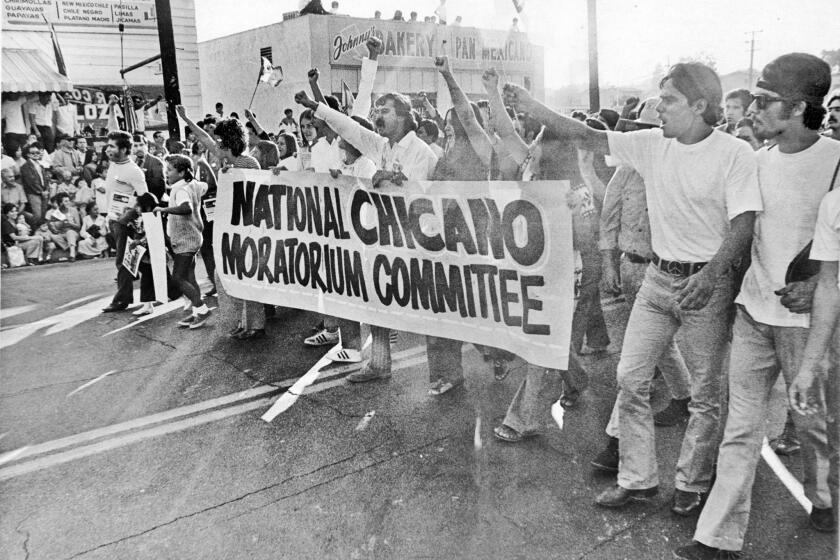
[502,62,762,525]
[824,93,840,141]
[677,52,838,560]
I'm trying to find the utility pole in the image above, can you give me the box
[587,0,599,112]
[155,0,182,140]
[745,30,763,88]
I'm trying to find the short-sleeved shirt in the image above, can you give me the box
[104,159,147,221]
[811,189,840,289]
[2,98,28,134]
[607,128,762,262]
[310,136,342,174]
[736,138,840,327]
[28,98,55,127]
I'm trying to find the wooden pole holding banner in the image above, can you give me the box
[586,0,600,112]
[155,0,183,140]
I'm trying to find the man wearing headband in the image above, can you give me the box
[677,52,838,560]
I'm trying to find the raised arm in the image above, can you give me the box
[175,105,223,161]
[308,69,327,106]
[295,91,384,162]
[435,56,493,166]
[482,68,527,164]
[421,95,445,131]
[504,83,609,154]
[351,37,381,118]
[577,148,607,208]
[244,109,266,137]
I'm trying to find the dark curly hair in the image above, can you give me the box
[213,118,247,157]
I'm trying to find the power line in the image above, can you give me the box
[745,30,763,87]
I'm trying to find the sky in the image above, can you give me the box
[193,0,838,89]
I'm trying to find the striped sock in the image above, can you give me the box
[370,326,391,372]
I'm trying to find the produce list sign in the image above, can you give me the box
[3,0,157,28]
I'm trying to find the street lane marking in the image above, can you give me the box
[66,370,118,398]
[0,345,428,468]
[1,295,130,349]
[0,351,430,481]
[102,300,193,336]
[261,340,340,422]
[0,446,30,467]
[0,304,38,321]
[761,437,812,512]
[56,293,109,310]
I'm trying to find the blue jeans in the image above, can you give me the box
[694,306,833,551]
[605,256,691,438]
[616,264,733,491]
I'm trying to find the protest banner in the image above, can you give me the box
[214,170,575,370]
[142,213,168,305]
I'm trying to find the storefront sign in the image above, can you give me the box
[2,0,156,28]
[329,18,534,69]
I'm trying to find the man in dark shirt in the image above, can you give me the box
[132,134,165,199]
[20,143,48,218]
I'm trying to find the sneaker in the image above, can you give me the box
[347,364,391,383]
[133,305,154,316]
[326,348,362,363]
[177,315,195,328]
[189,309,212,329]
[305,328,340,346]
[204,285,217,298]
[591,437,619,473]
[673,542,742,559]
[809,506,836,533]
[654,397,691,426]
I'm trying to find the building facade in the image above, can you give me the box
[1,0,202,134]
[198,13,544,132]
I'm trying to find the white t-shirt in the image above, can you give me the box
[310,136,341,174]
[340,155,377,179]
[55,104,78,135]
[315,104,438,180]
[607,128,762,262]
[104,160,147,220]
[811,188,840,289]
[736,137,840,327]
[2,98,28,134]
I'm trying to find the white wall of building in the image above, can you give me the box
[198,14,544,134]
[2,0,202,133]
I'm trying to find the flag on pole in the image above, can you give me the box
[512,0,525,13]
[43,16,68,76]
[341,81,354,112]
[258,57,284,87]
[123,88,139,133]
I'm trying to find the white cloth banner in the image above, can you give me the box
[142,212,168,305]
[214,170,575,370]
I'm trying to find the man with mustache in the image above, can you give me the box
[295,86,437,384]
[677,52,838,560]
[824,93,840,141]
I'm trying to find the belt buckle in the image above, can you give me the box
[666,260,685,276]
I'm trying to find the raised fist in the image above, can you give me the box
[366,36,383,60]
[294,90,317,109]
[481,68,500,91]
[434,56,451,74]
[307,68,319,83]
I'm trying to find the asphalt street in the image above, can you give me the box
[0,258,835,560]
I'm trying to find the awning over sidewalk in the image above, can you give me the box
[2,48,73,93]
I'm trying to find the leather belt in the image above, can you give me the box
[624,252,651,264]
[652,254,707,277]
